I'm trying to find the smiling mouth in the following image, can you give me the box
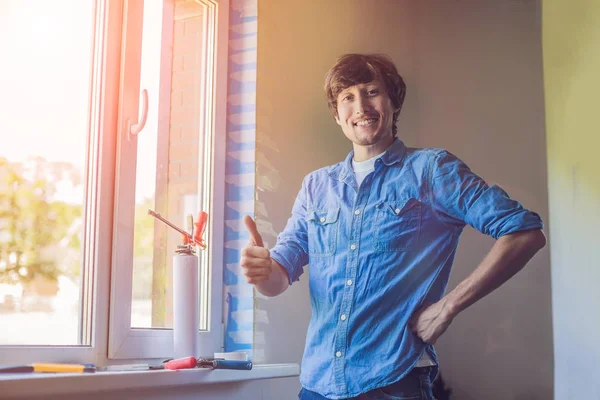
[354,118,378,127]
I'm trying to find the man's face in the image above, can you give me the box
[334,79,398,150]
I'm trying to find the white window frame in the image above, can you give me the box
[0,0,229,365]
[107,0,229,359]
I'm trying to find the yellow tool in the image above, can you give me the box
[0,363,96,373]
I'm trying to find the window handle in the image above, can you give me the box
[129,88,148,139]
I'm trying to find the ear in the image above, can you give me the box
[393,102,402,114]
[333,109,342,126]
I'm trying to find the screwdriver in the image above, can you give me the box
[164,356,252,371]
[0,363,96,373]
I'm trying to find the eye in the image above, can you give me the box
[367,89,379,96]
[341,94,353,102]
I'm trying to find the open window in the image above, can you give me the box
[0,0,229,364]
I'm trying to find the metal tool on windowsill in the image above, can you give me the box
[148,209,208,250]
[163,356,252,371]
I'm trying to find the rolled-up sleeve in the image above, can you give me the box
[270,176,310,284]
[430,150,543,239]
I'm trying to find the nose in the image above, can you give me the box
[355,94,370,115]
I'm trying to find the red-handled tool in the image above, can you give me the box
[162,356,253,371]
[164,356,197,370]
[148,210,208,250]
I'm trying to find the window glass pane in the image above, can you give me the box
[131,0,210,329]
[0,0,95,345]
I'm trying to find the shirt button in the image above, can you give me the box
[354,209,361,215]
[346,279,353,286]
[319,217,326,223]
[394,208,401,214]
[340,314,347,321]
[336,351,342,358]
[350,244,356,250]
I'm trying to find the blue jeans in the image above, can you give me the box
[298,367,435,400]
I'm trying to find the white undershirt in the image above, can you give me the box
[351,152,381,187]
[351,153,436,368]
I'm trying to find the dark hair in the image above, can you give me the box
[324,54,407,135]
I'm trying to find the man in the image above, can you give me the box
[240,53,546,400]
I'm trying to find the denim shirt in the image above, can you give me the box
[270,139,543,399]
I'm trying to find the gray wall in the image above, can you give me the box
[412,2,552,399]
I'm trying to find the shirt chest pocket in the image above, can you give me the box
[374,199,421,252]
[305,207,340,257]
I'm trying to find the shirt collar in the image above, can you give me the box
[331,138,407,182]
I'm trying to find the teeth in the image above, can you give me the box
[356,118,377,126]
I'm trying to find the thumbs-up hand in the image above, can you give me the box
[240,215,272,284]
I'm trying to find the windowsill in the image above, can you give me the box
[0,363,300,399]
